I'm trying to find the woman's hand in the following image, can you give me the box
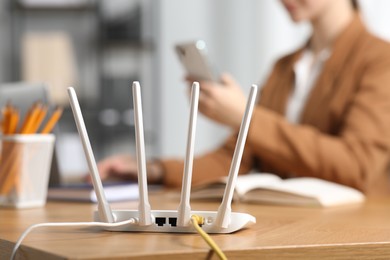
[88,154,164,184]
[96,154,138,181]
[195,73,247,129]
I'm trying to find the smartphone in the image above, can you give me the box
[175,40,217,81]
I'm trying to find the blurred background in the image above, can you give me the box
[0,0,389,181]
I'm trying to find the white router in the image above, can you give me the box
[67,81,257,233]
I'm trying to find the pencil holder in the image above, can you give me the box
[0,134,55,208]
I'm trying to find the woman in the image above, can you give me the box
[97,0,390,195]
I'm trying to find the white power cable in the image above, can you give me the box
[10,219,135,260]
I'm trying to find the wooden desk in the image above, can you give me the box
[1,191,390,259]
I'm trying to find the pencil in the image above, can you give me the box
[1,106,6,134]
[30,105,48,134]
[2,103,12,134]
[40,107,63,134]
[0,143,22,195]
[8,108,20,134]
[20,103,41,134]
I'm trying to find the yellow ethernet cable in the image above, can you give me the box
[191,215,227,260]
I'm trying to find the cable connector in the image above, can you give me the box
[191,214,204,225]
[190,215,227,260]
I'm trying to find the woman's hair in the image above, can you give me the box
[351,0,359,10]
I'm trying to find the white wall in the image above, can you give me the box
[154,0,390,159]
[155,0,219,158]
[359,0,390,42]
[1,0,388,161]
[154,0,310,158]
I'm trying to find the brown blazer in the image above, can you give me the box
[161,15,390,196]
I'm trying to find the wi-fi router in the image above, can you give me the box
[67,81,257,234]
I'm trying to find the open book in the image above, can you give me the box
[191,173,365,207]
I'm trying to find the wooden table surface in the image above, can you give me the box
[1,190,390,259]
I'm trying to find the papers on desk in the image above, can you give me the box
[48,182,139,203]
[191,173,365,207]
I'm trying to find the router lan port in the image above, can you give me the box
[155,217,166,227]
[168,217,177,227]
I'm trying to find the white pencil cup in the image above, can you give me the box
[0,134,55,208]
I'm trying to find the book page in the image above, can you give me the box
[260,177,365,207]
[191,173,281,200]
[233,173,282,196]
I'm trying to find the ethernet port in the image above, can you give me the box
[168,217,177,227]
[155,217,166,227]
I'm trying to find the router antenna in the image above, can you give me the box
[214,85,258,228]
[67,87,114,223]
[177,82,200,227]
[132,82,153,226]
